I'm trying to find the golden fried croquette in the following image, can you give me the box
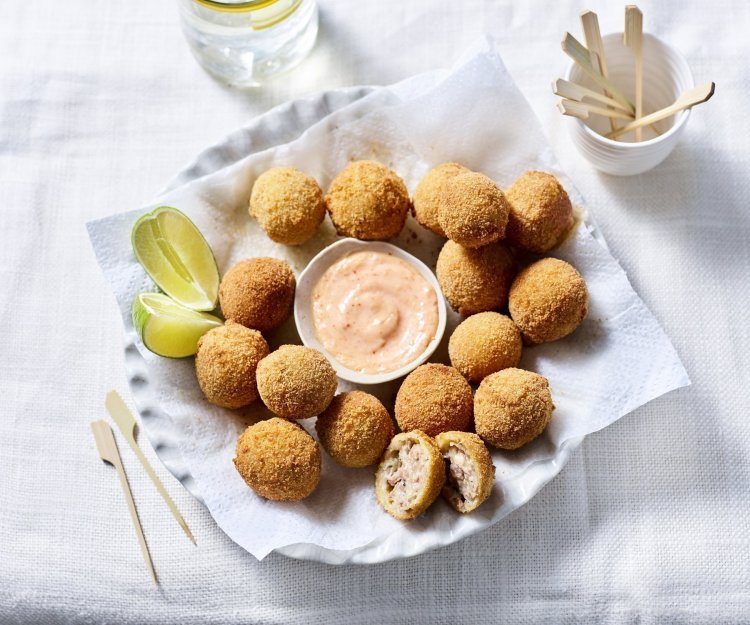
[437,171,510,248]
[325,160,410,240]
[474,368,554,450]
[316,391,394,468]
[435,431,495,513]
[234,418,321,501]
[435,240,517,316]
[449,312,522,382]
[219,257,295,332]
[508,257,588,344]
[394,364,473,437]
[256,345,337,419]
[195,321,269,409]
[505,171,574,253]
[375,430,446,520]
[249,167,325,245]
[412,163,468,237]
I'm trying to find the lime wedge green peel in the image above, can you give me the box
[133,293,222,358]
[131,206,220,311]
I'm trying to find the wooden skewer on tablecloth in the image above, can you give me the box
[91,419,157,585]
[105,390,196,546]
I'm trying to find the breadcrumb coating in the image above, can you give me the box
[437,171,509,248]
[316,391,395,468]
[474,368,554,450]
[509,258,588,344]
[412,163,468,237]
[375,430,445,520]
[234,418,321,501]
[435,240,517,316]
[394,363,473,437]
[505,171,573,254]
[195,321,269,409]
[249,167,325,245]
[325,160,410,240]
[256,345,337,419]
[449,312,522,382]
[219,258,296,332]
[435,431,495,513]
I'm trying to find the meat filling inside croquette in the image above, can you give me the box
[376,431,445,520]
[443,444,480,511]
[381,441,430,512]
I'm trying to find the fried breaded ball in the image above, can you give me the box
[315,391,394,468]
[435,431,495,513]
[195,321,269,409]
[249,167,325,245]
[435,240,517,316]
[234,418,321,501]
[474,368,554,450]
[256,345,337,419]
[375,430,446,520]
[505,171,574,253]
[325,160,410,240]
[508,258,588,344]
[412,163,468,237]
[394,364,473,437]
[437,171,510,248]
[449,312,522,382]
[219,257,295,332]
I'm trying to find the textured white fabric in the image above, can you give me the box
[0,0,747,623]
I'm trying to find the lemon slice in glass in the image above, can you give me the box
[132,206,219,311]
[132,293,222,358]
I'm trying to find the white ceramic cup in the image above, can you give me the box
[294,238,447,385]
[565,32,694,176]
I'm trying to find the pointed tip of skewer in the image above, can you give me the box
[183,522,197,546]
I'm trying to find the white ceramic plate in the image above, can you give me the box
[124,86,593,564]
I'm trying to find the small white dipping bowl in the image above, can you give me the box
[565,32,694,176]
[294,238,447,385]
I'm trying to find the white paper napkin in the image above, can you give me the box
[87,38,689,560]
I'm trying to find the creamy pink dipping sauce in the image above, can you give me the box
[312,251,439,374]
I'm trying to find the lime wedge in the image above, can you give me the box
[132,206,219,311]
[132,293,223,358]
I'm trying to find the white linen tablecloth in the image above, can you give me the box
[0,1,747,623]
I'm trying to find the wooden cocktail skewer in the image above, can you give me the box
[624,5,644,140]
[561,32,635,113]
[105,391,196,546]
[558,99,635,121]
[91,420,157,585]
[581,10,618,132]
[552,78,632,112]
[605,82,715,139]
